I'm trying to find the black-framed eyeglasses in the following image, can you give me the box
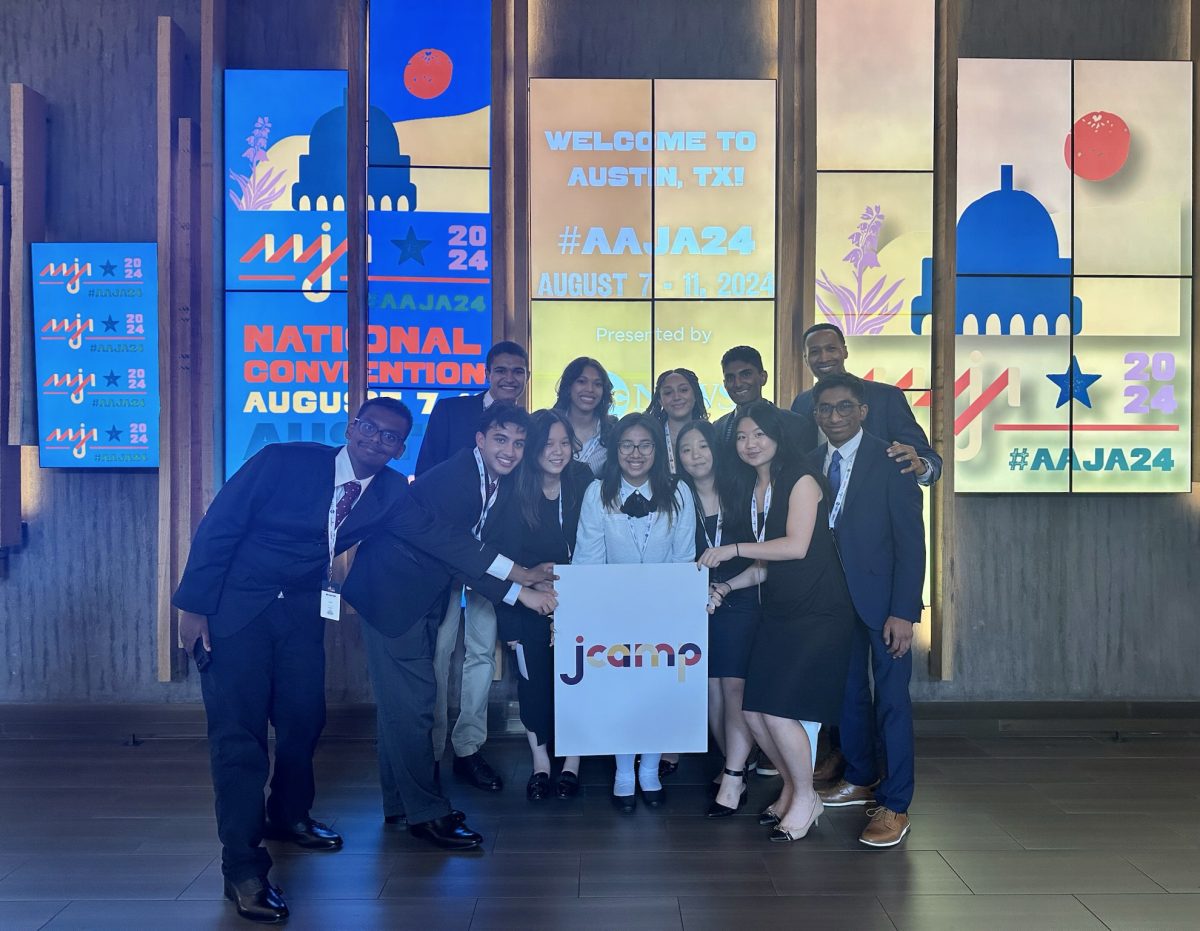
[353,418,404,447]
[815,401,863,418]
[617,440,656,456]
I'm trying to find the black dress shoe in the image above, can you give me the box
[408,813,483,850]
[527,771,551,802]
[224,876,289,924]
[263,818,343,850]
[385,809,465,826]
[453,752,504,791]
[658,758,679,779]
[639,785,665,808]
[556,771,580,799]
[611,792,637,813]
[706,768,748,818]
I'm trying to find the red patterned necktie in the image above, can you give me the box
[335,480,362,528]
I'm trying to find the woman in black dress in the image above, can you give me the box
[699,401,855,842]
[495,409,595,801]
[674,420,765,816]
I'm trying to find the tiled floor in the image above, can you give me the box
[0,732,1198,929]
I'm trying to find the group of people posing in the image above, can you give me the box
[175,324,940,924]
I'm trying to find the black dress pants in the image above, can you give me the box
[199,595,326,881]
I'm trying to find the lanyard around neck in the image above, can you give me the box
[749,481,773,543]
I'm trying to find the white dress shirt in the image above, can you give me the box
[824,428,864,528]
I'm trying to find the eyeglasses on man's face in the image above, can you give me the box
[353,418,405,447]
[617,440,656,456]
[814,400,863,419]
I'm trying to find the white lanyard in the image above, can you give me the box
[473,449,497,539]
[326,486,353,582]
[623,485,658,557]
[700,509,723,549]
[664,423,676,474]
[828,453,851,529]
[749,482,773,543]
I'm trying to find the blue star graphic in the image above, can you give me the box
[1046,355,1101,409]
[106,425,123,442]
[100,260,117,277]
[392,227,431,266]
[102,315,119,332]
[104,370,120,387]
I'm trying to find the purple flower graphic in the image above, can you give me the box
[229,117,288,210]
[816,205,905,336]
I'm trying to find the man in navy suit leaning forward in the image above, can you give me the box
[809,374,925,847]
[174,397,550,923]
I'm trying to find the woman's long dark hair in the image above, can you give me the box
[553,357,614,421]
[645,368,708,425]
[724,401,828,525]
[515,409,581,530]
[600,412,681,524]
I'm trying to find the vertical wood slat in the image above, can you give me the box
[775,0,816,405]
[497,0,531,345]
[929,0,961,680]
[0,183,19,548]
[7,85,47,449]
[346,0,368,409]
[1192,0,1199,484]
[155,17,186,682]
[199,0,225,504]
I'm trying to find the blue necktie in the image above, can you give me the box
[828,449,843,496]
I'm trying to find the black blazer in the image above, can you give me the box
[807,433,925,630]
[173,443,498,638]
[414,391,487,476]
[343,448,517,637]
[792,379,942,482]
[713,402,815,461]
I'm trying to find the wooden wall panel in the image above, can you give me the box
[0,182,19,548]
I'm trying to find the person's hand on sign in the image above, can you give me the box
[511,562,559,587]
[518,587,557,616]
[697,544,737,569]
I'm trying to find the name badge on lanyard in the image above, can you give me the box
[749,483,773,543]
[322,493,344,621]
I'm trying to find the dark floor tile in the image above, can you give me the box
[920,759,1103,785]
[1076,893,1200,931]
[913,735,991,758]
[0,854,214,901]
[940,850,1165,894]
[0,900,69,931]
[679,894,894,931]
[42,899,248,930]
[327,814,501,854]
[974,736,1121,759]
[1123,851,1200,892]
[879,813,1022,850]
[764,850,970,895]
[905,783,1048,807]
[878,893,1106,930]
[581,852,774,898]
[1105,735,1200,758]
[381,852,580,898]
[986,812,1198,850]
[178,853,395,900]
[470,895,682,930]
[0,759,211,789]
[1031,782,1200,815]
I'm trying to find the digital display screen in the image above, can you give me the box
[955,58,1192,493]
[528,79,776,419]
[31,243,159,468]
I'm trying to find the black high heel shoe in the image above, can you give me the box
[706,768,748,818]
[758,806,781,826]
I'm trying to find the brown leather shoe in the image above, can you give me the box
[812,748,846,785]
[817,779,876,807]
[860,806,910,847]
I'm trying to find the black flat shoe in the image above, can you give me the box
[658,758,679,779]
[224,876,289,924]
[385,809,465,826]
[527,771,551,802]
[611,792,637,813]
[556,771,580,799]
[453,752,504,792]
[263,817,343,850]
[408,813,484,850]
[706,767,748,818]
[639,786,665,808]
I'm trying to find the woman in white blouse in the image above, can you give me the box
[553,357,616,478]
[573,412,697,812]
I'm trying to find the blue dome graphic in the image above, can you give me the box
[292,95,418,211]
[911,165,1082,336]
